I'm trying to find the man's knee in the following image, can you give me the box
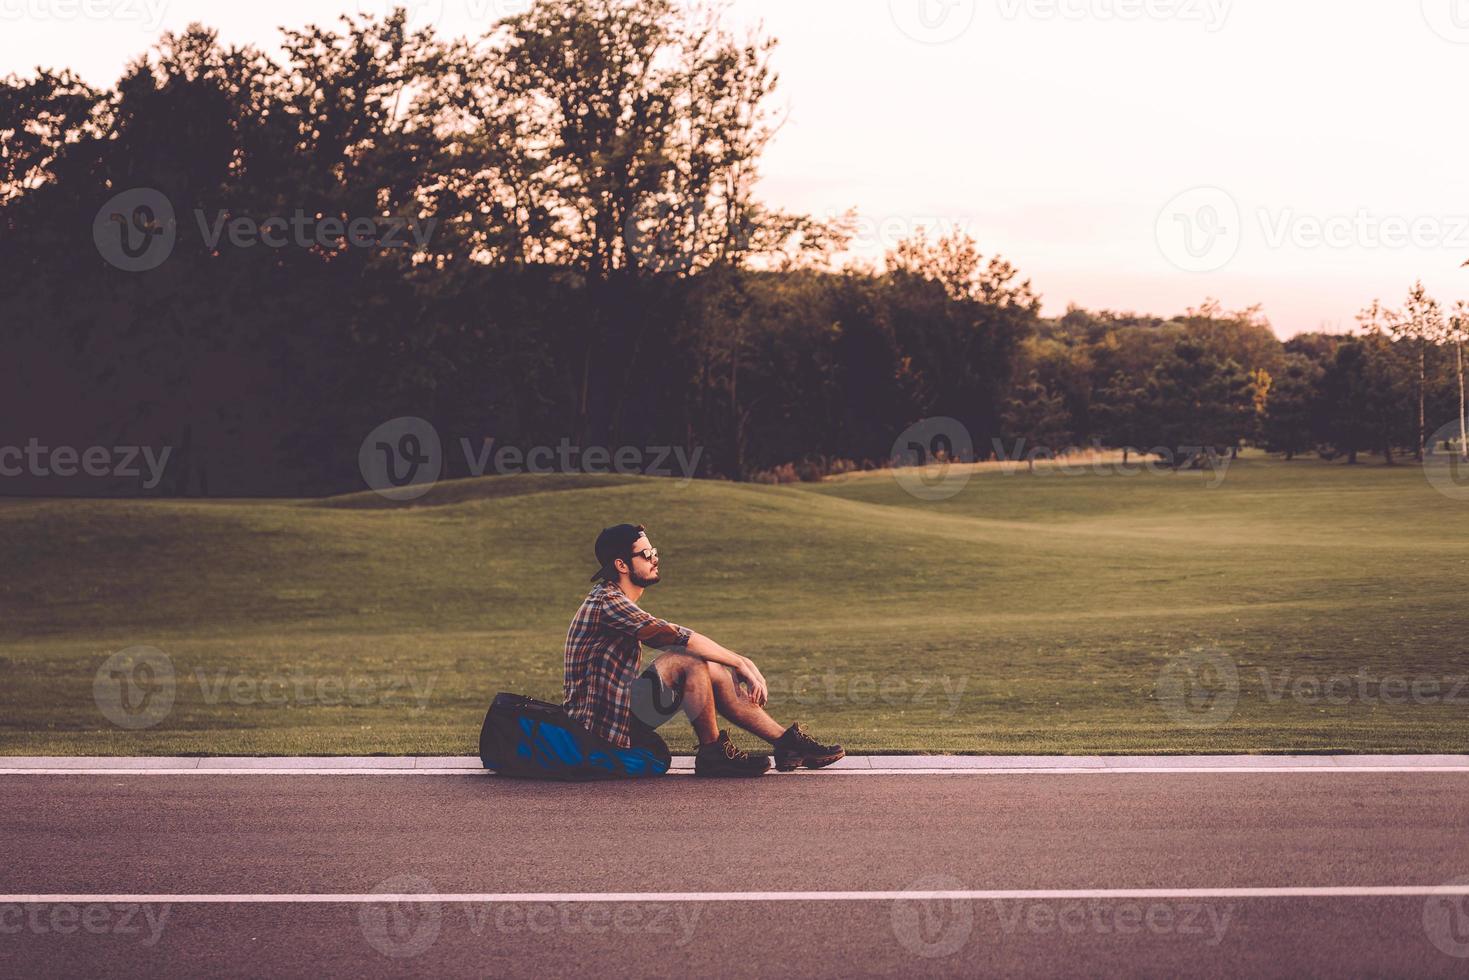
[653,653,706,686]
[705,662,736,689]
[707,664,752,710]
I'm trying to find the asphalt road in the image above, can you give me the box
[2,771,1468,978]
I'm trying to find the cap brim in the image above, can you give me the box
[590,566,611,583]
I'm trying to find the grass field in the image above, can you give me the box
[2,454,1467,755]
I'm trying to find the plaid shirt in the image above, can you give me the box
[563,580,691,748]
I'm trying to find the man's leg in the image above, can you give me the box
[707,662,786,743]
[652,655,840,768]
[650,655,784,740]
[652,655,774,777]
[650,654,719,745]
[655,656,786,743]
[706,661,845,771]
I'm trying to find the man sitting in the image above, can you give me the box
[564,523,844,777]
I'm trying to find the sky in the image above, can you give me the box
[5,0,1469,337]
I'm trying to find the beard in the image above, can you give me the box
[630,567,660,588]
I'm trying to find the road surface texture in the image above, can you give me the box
[2,758,1467,978]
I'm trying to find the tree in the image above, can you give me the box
[1092,371,1147,464]
[1319,335,1406,464]
[1138,339,1256,467]
[1449,302,1469,458]
[1260,354,1321,460]
[1175,299,1286,379]
[1001,370,1072,471]
[1371,284,1442,461]
[468,0,778,277]
[884,230,1041,457]
[479,0,785,445]
[0,69,104,206]
[1013,332,1095,443]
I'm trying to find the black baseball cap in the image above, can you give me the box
[590,523,647,582]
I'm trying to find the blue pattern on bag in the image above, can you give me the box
[536,720,584,765]
[517,717,557,769]
[510,716,667,777]
[614,748,668,776]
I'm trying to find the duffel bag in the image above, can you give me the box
[478,692,670,780]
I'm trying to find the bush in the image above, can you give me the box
[749,462,799,484]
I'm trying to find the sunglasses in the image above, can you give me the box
[629,547,659,562]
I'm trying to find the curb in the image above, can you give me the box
[2,755,1469,774]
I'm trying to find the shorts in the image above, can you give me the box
[629,662,684,731]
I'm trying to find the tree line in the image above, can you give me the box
[1011,288,1468,469]
[1,1,1463,496]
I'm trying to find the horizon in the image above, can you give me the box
[5,0,1469,337]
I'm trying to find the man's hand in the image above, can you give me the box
[737,657,769,706]
[685,631,769,706]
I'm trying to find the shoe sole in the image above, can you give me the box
[774,748,845,772]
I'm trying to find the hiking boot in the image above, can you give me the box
[694,730,771,777]
[773,723,844,772]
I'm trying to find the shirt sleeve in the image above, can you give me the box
[600,588,691,649]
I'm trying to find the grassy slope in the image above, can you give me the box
[1,459,1465,755]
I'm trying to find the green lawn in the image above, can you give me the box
[2,455,1466,755]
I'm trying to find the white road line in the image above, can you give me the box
[3,887,1468,904]
[0,769,482,776]
[3,766,1469,776]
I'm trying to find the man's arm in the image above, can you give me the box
[683,631,769,706]
[596,587,769,705]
